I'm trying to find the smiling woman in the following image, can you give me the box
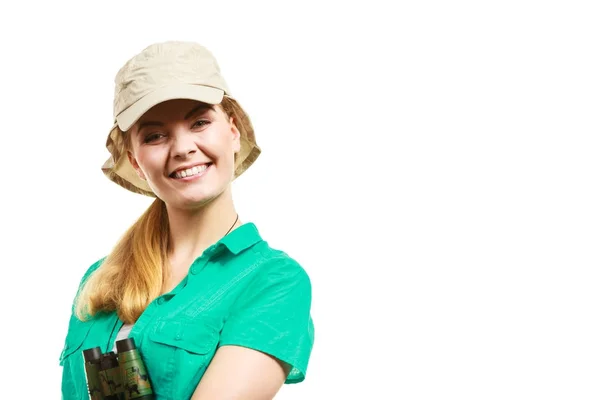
[59,41,314,400]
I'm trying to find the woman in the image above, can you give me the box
[59,41,314,399]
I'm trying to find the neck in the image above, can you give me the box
[165,187,240,262]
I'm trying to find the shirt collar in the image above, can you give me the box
[218,222,262,255]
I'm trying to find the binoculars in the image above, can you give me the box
[82,337,154,400]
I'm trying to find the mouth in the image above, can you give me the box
[169,163,213,180]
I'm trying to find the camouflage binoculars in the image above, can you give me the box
[82,337,154,400]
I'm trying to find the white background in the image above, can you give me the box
[1,0,599,398]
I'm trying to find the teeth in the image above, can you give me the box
[174,164,208,179]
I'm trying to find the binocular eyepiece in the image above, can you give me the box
[83,338,154,400]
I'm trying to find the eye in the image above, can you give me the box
[193,119,210,128]
[143,133,165,143]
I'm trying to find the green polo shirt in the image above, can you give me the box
[59,223,314,399]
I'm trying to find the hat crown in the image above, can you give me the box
[113,41,230,119]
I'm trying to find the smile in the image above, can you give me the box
[170,163,212,179]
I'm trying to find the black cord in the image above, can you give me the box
[225,214,239,236]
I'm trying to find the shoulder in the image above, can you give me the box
[248,241,312,287]
[71,257,107,303]
[68,257,107,312]
[232,242,312,309]
[78,257,107,286]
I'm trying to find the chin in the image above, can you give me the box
[155,177,229,208]
[174,189,221,209]
[174,194,213,208]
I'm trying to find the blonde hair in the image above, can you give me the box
[75,97,240,324]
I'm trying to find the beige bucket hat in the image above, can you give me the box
[101,41,261,197]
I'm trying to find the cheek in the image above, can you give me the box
[204,134,235,162]
[136,151,165,177]
[214,141,237,165]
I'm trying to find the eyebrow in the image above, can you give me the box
[137,104,214,130]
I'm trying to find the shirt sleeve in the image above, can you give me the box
[218,257,315,383]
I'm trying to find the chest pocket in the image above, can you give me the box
[60,315,96,399]
[146,319,220,398]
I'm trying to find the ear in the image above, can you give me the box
[127,151,147,180]
[229,116,241,153]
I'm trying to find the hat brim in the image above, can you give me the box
[116,84,225,131]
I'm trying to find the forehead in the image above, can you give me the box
[137,99,216,124]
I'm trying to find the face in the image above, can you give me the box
[127,99,241,209]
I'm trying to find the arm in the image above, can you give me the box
[191,345,291,400]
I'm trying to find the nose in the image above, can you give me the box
[171,130,197,160]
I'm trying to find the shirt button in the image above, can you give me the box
[157,298,164,305]
[190,267,199,275]
[175,334,182,341]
